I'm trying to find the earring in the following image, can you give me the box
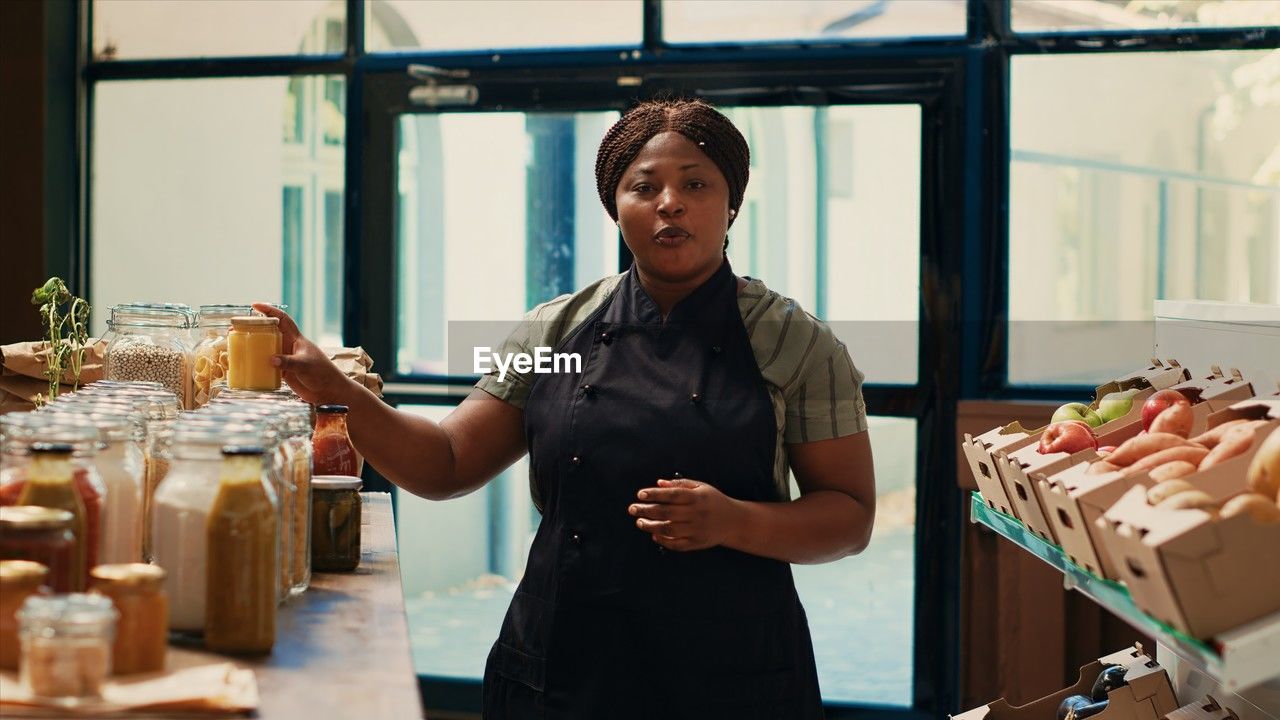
[729,209,737,218]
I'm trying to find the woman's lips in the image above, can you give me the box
[654,227,691,246]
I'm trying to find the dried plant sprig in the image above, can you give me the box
[31,277,91,400]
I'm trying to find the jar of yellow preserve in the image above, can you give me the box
[227,317,282,391]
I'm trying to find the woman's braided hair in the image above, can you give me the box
[595,99,750,250]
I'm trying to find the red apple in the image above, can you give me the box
[1038,421,1100,455]
[1142,389,1192,432]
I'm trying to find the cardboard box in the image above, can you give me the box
[1036,461,1157,580]
[1096,401,1280,639]
[995,443,1101,544]
[963,422,1043,518]
[1161,697,1239,720]
[1165,371,1256,438]
[951,645,1178,720]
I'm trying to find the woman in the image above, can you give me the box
[256,98,876,719]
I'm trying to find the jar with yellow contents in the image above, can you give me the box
[227,317,282,391]
[90,564,167,675]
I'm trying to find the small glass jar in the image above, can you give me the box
[227,316,282,391]
[18,593,118,704]
[205,446,278,654]
[311,476,362,572]
[0,507,77,593]
[103,304,194,410]
[0,560,48,671]
[90,564,167,675]
[191,305,251,408]
[313,405,358,476]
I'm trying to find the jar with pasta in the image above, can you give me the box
[17,593,117,704]
[1,560,49,671]
[204,446,278,654]
[103,305,194,410]
[191,305,250,408]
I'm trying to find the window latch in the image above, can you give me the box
[407,64,478,108]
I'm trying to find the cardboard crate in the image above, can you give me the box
[1036,461,1157,580]
[1097,401,1280,640]
[961,360,1189,519]
[963,422,1043,518]
[1161,697,1239,720]
[1165,370,1256,438]
[995,443,1101,544]
[951,645,1178,720]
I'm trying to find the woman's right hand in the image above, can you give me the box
[251,303,358,406]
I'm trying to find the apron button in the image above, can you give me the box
[580,384,595,396]
[571,455,583,466]
[571,533,582,544]
[599,331,612,345]
[690,393,701,404]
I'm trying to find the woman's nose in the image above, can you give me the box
[657,189,685,216]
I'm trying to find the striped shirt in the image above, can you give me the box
[475,272,868,500]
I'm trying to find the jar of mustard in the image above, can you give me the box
[90,564,167,675]
[0,560,48,671]
[227,316,282,391]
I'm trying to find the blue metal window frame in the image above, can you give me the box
[62,1,1280,717]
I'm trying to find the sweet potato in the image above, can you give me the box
[1219,493,1280,524]
[1157,490,1217,511]
[1106,433,1188,467]
[1199,424,1259,471]
[1146,479,1195,505]
[1246,427,1280,501]
[1149,403,1194,438]
[1121,445,1209,477]
[1085,461,1122,476]
[1188,419,1250,449]
[1148,461,1198,483]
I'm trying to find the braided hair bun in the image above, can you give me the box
[595,99,750,228]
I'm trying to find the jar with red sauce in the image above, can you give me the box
[313,405,358,477]
[0,508,75,592]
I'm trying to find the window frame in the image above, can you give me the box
[64,0,1280,716]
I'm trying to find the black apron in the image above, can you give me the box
[482,260,825,719]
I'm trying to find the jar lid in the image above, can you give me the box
[317,405,349,414]
[108,304,191,328]
[229,316,280,327]
[18,593,118,635]
[222,445,266,457]
[0,560,50,585]
[312,475,363,491]
[91,563,165,590]
[0,506,75,531]
[30,442,75,456]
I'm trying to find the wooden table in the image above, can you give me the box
[169,492,423,719]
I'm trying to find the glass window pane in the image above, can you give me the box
[92,0,345,61]
[1009,51,1280,385]
[92,77,345,347]
[398,407,915,707]
[394,112,621,377]
[663,0,964,44]
[1013,0,1280,33]
[724,105,922,385]
[367,0,641,52]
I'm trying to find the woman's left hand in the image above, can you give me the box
[629,478,744,552]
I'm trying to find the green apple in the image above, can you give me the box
[1052,402,1104,428]
[1096,388,1142,424]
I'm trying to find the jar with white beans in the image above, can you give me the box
[103,305,194,410]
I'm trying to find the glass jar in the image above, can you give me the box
[103,304,194,410]
[150,423,266,632]
[191,305,251,408]
[37,411,144,566]
[0,440,105,592]
[313,405,358,476]
[311,477,362,572]
[0,560,48,671]
[0,507,76,592]
[90,564,167,675]
[227,316,282,391]
[18,593,117,704]
[205,446,278,654]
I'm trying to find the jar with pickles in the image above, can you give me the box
[311,477,361,572]
[103,304,194,410]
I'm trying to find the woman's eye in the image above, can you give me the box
[632,184,653,193]
[687,181,706,190]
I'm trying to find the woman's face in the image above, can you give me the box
[614,131,732,286]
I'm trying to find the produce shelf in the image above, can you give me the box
[970,492,1280,692]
